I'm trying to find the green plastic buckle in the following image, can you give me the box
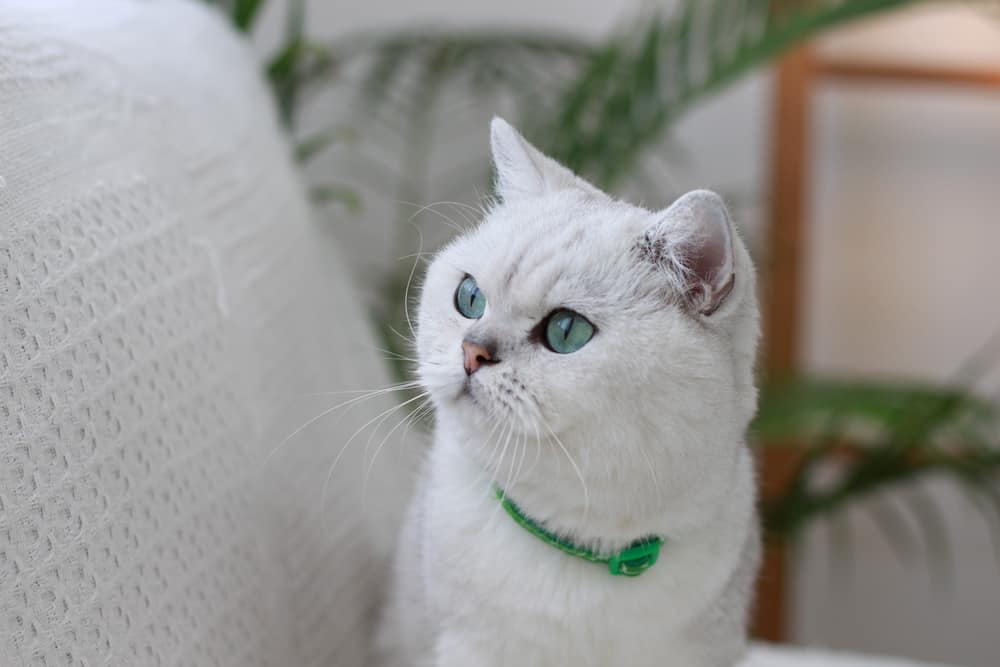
[608,538,663,577]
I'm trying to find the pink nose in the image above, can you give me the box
[462,340,496,375]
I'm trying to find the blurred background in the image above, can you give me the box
[214,1,1000,665]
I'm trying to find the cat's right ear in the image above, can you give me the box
[490,117,607,202]
[640,190,736,317]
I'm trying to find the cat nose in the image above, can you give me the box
[462,339,499,375]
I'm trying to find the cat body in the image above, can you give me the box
[376,119,761,667]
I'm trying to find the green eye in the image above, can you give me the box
[544,309,595,354]
[455,275,486,319]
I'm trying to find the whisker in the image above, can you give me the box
[540,416,590,524]
[509,429,527,498]
[522,394,550,478]
[401,220,424,341]
[297,380,422,398]
[395,250,436,262]
[434,200,482,227]
[388,324,416,345]
[358,343,420,364]
[460,409,506,498]
[514,401,539,484]
[363,397,432,494]
[487,416,519,525]
[508,401,532,494]
[527,404,544,478]
[267,382,422,461]
[320,392,430,528]
[362,390,418,470]
[424,200,481,228]
[399,200,468,235]
[636,438,663,508]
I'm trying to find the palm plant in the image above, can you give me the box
[756,375,1000,553]
[203,0,1000,555]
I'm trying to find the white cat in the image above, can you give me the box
[375,118,761,667]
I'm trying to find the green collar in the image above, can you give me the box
[495,487,664,577]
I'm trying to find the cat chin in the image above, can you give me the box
[444,374,492,412]
[432,382,486,422]
[437,387,541,443]
[453,385,484,413]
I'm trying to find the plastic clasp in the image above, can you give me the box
[608,538,662,577]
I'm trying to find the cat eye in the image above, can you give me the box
[543,309,595,354]
[454,275,486,319]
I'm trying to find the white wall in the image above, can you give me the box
[254,2,1000,665]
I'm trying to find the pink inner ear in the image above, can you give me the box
[689,227,728,286]
[687,211,735,315]
[647,190,736,316]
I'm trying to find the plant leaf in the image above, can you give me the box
[295,126,357,163]
[534,0,918,188]
[311,183,362,212]
[232,0,266,32]
[267,0,308,128]
[753,377,999,446]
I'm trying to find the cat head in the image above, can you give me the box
[416,118,759,521]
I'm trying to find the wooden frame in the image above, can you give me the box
[755,47,1000,642]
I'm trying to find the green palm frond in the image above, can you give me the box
[342,0,921,191]
[343,31,593,113]
[231,0,267,32]
[756,377,1000,549]
[537,0,919,188]
[205,0,325,131]
[334,30,594,206]
[753,378,999,445]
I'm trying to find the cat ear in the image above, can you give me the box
[641,190,736,316]
[490,117,607,202]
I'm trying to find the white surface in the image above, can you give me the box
[745,644,956,667]
[0,1,411,665]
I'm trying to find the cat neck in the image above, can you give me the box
[434,418,754,556]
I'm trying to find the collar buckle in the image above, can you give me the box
[608,538,663,577]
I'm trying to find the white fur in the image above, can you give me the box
[376,118,761,667]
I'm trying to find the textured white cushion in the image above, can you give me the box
[0,1,411,665]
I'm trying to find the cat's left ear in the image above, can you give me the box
[641,190,736,316]
[490,117,608,202]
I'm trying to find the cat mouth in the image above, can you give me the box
[457,377,483,407]
[458,377,475,399]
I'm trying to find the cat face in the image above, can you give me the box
[416,119,758,502]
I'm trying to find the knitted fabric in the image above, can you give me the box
[0,2,410,665]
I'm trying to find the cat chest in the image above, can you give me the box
[420,489,724,637]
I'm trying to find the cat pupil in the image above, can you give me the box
[558,317,572,339]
